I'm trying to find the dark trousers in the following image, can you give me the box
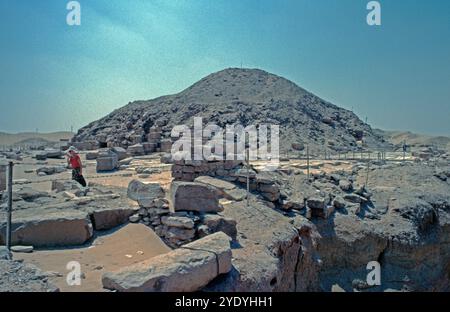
[72,168,87,187]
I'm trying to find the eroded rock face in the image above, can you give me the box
[102,232,232,292]
[170,181,223,213]
[205,197,321,292]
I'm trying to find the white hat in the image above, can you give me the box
[67,146,78,153]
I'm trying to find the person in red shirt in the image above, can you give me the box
[66,146,87,187]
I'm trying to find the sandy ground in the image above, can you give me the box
[8,153,173,292]
[12,153,173,192]
[14,224,171,292]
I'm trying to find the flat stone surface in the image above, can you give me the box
[11,245,34,253]
[0,210,93,247]
[102,232,232,292]
[194,176,236,191]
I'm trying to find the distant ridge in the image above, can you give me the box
[0,131,74,146]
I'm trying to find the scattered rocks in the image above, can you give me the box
[0,246,12,260]
[0,260,60,292]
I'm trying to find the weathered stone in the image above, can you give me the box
[129,215,140,223]
[44,149,63,159]
[223,188,247,201]
[339,179,353,192]
[118,157,133,166]
[291,142,305,151]
[96,154,118,172]
[258,183,279,194]
[61,191,76,200]
[344,194,367,204]
[261,192,280,202]
[143,142,157,154]
[111,147,130,161]
[102,232,232,292]
[0,246,12,260]
[51,180,83,193]
[170,181,223,213]
[11,245,34,253]
[35,152,47,160]
[91,208,138,231]
[307,197,326,210]
[36,166,66,176]
[0,211,93,247]
[161,216,195,229]
[164,227,196,241]
[127,144,145,156]
[333,196,347,209]
[201,214,237,240]
[86,151,99,160]
[160,139,172,153]
[127,180,164,201]
[195,176,235,192]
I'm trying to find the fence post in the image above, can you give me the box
[365,159,370,187]
[306,145,310,180]
[6,161,14,256]
[246,148,250,209]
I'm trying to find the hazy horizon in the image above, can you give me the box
[1,0,449,136]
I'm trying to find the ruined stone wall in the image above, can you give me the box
[171,159,244,182]
[127,180,237,249]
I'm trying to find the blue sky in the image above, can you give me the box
[1,0,449,135]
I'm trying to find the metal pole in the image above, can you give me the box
[365,159,370,187]
[6,161,13,254]
[246,148,250,208]
[306,145,310,180]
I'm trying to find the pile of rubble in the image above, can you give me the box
[126,126,173,156]
[127,180,237,248]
